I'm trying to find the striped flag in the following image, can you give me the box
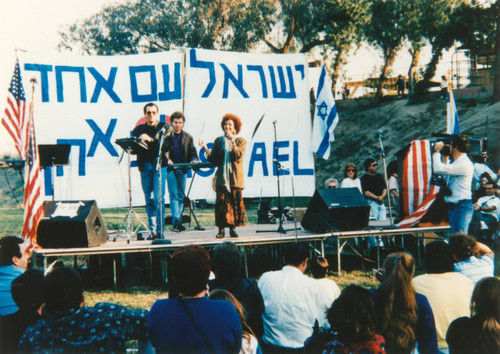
[2,60,27,158]
[311,65,339,159]
[1,60,43,246]
[446,88,460,134]
[397,140,440,228]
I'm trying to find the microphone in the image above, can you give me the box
[273,120,277,126]
[377,130,383,136]
[224,130,230,136]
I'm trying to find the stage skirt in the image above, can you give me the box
[215,187,246,227]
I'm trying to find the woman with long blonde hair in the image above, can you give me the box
[371,252,438,353]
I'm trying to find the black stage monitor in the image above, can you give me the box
[301,188,370,233]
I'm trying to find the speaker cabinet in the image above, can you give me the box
[301,188,370,233]
[37,200,108,248]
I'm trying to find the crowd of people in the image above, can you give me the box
[325,133,500,246]
[0,235,498,353]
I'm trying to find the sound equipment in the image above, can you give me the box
[37,200,108,248]
[166,162,214,171]
[301,188,370,233]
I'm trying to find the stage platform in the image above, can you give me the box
[34,222,450,287]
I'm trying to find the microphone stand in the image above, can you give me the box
[156,125,168,239]
[257,120,299,234]
[378,131,393,226]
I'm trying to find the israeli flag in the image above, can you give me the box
[311,66,339,159]
[446,88,460,134]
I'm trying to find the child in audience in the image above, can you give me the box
[209,288,262,354]
[446,277,500,353]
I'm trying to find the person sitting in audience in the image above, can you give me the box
[340,163,362,193]
[308,256,341,328]
[371,252,438,354]
[148,245,242,353]
[258,243,332,353]
[0,269,43,353]
[446,277,500,354]
[472,172,494,203]
[209,288,262,354]
[208,241,264,338]
[469,181,499,243]
[449,234,494,284]
[305,285,386,354]
[0,236,31,316]
[412,241,473,353]
[324,178,338,189]
[19,266,148,352]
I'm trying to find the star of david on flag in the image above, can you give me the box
[311,65,339,159]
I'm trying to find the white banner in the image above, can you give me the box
[16,49,314,208]
[184,48,315,201]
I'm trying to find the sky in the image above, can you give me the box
[0,0,459,156]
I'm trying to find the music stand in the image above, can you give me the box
[38,144,71,201]
[115,138,148,242]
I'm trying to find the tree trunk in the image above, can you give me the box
[375,47,397,102]
[408,47,421,94]
[331,48,345,90]
[422,43,444,87]
[494,1,500,102]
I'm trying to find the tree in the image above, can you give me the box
[321,0,372,87]
[59,0,276,54]
[495,1,500,102]
[365,0,407,101]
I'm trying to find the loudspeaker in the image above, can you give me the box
[37,200,108,248]
[301,188,370,233]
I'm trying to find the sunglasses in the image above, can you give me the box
[346,169,355,172]
[146,111,157,115]
[370,163,378,167]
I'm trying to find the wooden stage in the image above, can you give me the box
[34,222,450,287]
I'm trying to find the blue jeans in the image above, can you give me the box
[368,200,387,247]
[447,200,473,234]
[140,162,166,234]
[166,169,187,224]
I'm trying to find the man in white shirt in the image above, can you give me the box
[433,134,474,234]
[258,243,332,353]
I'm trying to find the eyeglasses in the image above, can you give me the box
[346,169,355,172]
[146,111,157,115]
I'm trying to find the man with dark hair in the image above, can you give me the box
[0,236,30,315]
[208,242,265,338]
[433,134,474,234]
[163,111,199,232]
[19,266,148,352]
[148,245,242,353]
[0,269,43,352]
[412,241,474,351]
[449,234,494,284]
[132,102,172,239]
[258,243,332,352]
[361,157,387,222]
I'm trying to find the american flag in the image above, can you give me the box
[397,140,440,228]
[1,60,43,246]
